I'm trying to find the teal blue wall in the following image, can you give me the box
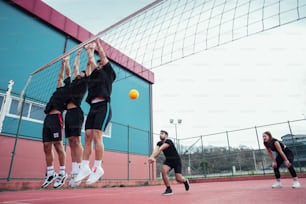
[0,1,67,93]
[2,117,42,140]
[0,1,152,156]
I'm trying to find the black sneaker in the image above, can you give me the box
[53,173,67,189]
[162,187,173,196]
[41,173,57,188]
[184,179,190,191]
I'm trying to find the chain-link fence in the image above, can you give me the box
[153,119,306,179]
[1,90,306,181]
[0,90,153,181]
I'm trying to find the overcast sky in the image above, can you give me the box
[42,0,306,148]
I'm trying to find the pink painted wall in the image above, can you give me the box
[0,135,155,180]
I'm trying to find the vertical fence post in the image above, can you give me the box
[147,130,152,180]
[226,131,233,176]
[254,126,265,175]
[287,121,302,172]
[7,94,26,181]
[200,135,207,178]
[127,125,130,180]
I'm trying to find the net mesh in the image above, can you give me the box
[22,0,306,103]
[100,0,306,69]
[25,48,91,104]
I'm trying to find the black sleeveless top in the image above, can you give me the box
[264,138,286,152]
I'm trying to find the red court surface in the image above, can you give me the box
[0,178,305,204]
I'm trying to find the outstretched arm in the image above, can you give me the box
[85,53,91,77]
[57,58,66,88]
[64,55,71,79]
[265,147,276,163]
[85,42,97,74]
[148,143,170,163]
[73,49,82,79]
[57,55,70,88]
[274,142,291,167]
[95,38,109,66]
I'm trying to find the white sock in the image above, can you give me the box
[47,166,54,176]
[59,166,66,175]
[72,162,79,173]
[94,160,102,168]
[81,160,90,167]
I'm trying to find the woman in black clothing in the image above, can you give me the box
[263,131,301,188]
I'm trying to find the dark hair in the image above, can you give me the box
[81,70,86,77]
[160,130,168,136]
[263,131,272,138]
[263,131,273,148]
[63,77,71,86]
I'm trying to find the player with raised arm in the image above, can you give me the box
[75,39,116,185]
[41,56,70,189]
[64,48,90,187]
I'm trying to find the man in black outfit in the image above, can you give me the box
[149,130,190,195]
[41,56,70,189]
[75,39,116,185]
[64,48,90,187]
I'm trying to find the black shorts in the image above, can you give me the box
[42,114,63,142]
[65,107,84,137]
[85,101,111,131]
[164,160,182,174]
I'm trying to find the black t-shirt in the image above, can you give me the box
[157,139,180,162]
[44,86,69,114]
[86,62,116,104]
[67,76,88,107]
[264,138,286,152]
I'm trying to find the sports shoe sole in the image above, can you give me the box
[53,174,67,189]
[74,169,91,183]
[41,174,57,188]
[86,172,104,185]
[162,193,174,196]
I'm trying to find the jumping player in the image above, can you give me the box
[149,130,190,195]
[41,56,70,189]
[263,131,301,188]
[64,48,91,187]
[74,39,116,185]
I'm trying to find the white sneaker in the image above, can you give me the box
[86,166,104,185]
[272,181,282,188]
[292,181,301,188]
[53,173,67,189]
[74,165,91,183]
[69,172,82,187]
